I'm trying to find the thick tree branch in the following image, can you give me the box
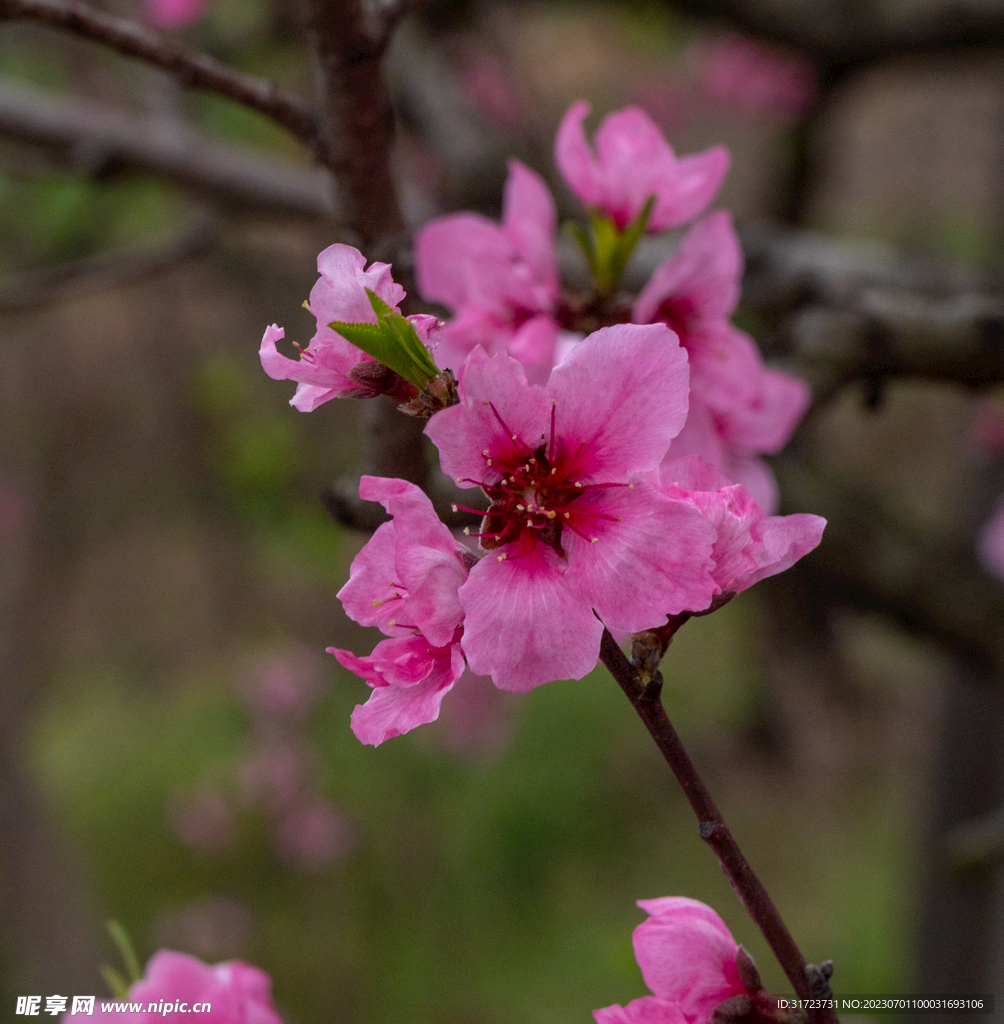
[664,0,1004,77]
[305,0,413,248]
[0,81,333,215]
[0,0,320,151]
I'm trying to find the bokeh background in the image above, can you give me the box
[2,0,1004,1021]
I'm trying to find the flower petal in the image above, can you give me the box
[459,538,603,691]
[545,324,690,480]
[565,481,718,629]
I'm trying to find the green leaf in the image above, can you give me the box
[107,920,142,983]
[100,966,131,1000]
[330,290,442,391]
[564,220,595,268]
[608,194,655,287]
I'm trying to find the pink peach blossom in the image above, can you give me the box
[634,212,810,511]
[659,456,824,593]
[698,35,816,121]
[425,323,719,691]
[260,245,440,411]
[554,102,729,232]
[329,476,473,745]
[62,950,285,1022]
[595,897,768,1024]
[416,160,560,383]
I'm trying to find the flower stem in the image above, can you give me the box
[598,628,839,1024]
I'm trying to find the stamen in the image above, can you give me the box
[574,481,581,488]
[463,527,470,535]
[547,510,556,519]
[591,538,598,543]
[629,483,635,490]
[497,553,507,561]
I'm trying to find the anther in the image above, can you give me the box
[463,527,471,535]
[486,458,492,466]
[526,519,533,527]
[629,483,634,490]
[547,511,556,519]
[591,538,598,544]
[388,618,397,626]
[574,482,582,488]
[451,504,458,512]
[497,553,507,561]
[564,512,570,519]
[516,504,525,511]
[482,449,490,456]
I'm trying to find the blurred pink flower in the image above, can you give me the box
[697,34,816,121]
[239,645,323,726]
[260,244,441,410]
[455,40,526,130]
[425,323,718,691]
[237,737,310,815]
[972,399,1004,456]
[416,160,561,383]
[145,0,211,30]
[63,950,285,1023]
[273,799,357,872]
[634,212,811,511]
[169,788,235,856]
[554,101,729,231]
[978,496,1004,580]
[594,897,769,1024]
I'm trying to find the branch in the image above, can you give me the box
[306,0,413,248]
[737,224,1004,401]
[0,210,215,308]
[598,630,839,1022]
[0,0,320,152]
[0,80,334,216]
[663,0,1004,76]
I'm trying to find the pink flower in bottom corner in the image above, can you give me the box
[329,476,474,745]
[555,101,729,232]
[62,950,285,1022]
[425,323,720,692]
[595,898,772,1024]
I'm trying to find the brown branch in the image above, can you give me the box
[0,0,320,152]
[305,0,413,248]
[0,80,334,216]
[663,0,1004,76]
[598,629,839,1022]
[0,210,215,309]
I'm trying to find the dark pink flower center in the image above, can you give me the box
[455,404,623,559]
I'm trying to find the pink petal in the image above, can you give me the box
[425,347,551,486]
[731,511,825,591]
[717,361,812,455]
[336,521,411,635]
[634,212,742,326]
[344,643,465,746]
[564,482,718,629]
[647,146,730,232]
[632,898,745,1016]
[594,997,689,1024]
[310,244,404,326]
[502,159,559,297]
[554,101,604,208]
[459,538,603,691]
[545,324,690,480]
[507,314,560,385]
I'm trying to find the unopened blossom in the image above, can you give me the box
[555,102,729,232]
[416,160,561,383]
[425,323,719,691]
[634,212,810,511]
[659,456,824,593]
[595,897,771,1024]
[260,244,441,411]
[61,950,285,1022]
[329,476,473,745]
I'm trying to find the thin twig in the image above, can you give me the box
[599,628,839,1024]
[0,0,320,153]
[0,81,333,216]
